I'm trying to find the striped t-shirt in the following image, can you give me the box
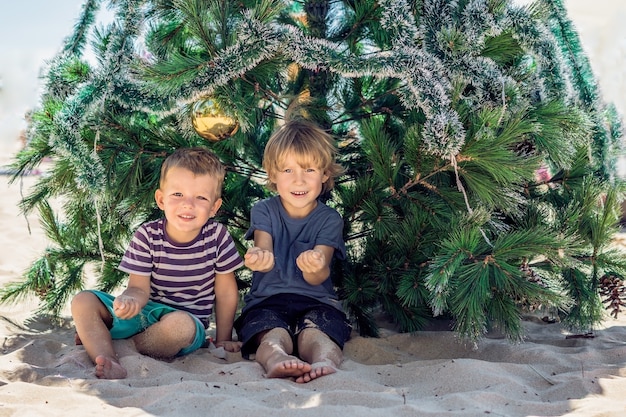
[118,218,243,323]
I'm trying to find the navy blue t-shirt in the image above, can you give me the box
[243,196,346,313]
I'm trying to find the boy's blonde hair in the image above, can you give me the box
[160,147,226,197]
[263,119,344,193]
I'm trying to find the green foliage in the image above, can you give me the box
[3,0,625,344]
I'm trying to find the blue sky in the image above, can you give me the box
[0,1,113,148]
[0,2,86,52]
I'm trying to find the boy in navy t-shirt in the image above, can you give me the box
[235,119,351,383]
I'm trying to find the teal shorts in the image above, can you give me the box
[89,290,206,356]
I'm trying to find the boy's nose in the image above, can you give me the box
[293,171,305,183]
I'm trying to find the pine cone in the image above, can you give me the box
[599,275,626,319]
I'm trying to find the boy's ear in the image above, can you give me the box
[210,198,223,217]
[154,189,165,210]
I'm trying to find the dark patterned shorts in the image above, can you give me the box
[234,293,352,359]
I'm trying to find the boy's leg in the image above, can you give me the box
[292,302,352,383]
[255,328,312,378]
[131,310,197,359]
[71,291,127,379]
[294,328,343,383]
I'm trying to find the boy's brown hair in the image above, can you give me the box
[160,147,226,197]
[262,120,344,193]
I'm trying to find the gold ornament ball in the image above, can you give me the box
[191,99,239,142]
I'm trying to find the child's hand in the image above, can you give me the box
[244,247,274,272]
[215,340,242,352]
[112,295,141,320]
[296,249,326,274]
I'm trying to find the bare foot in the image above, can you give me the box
[295,361,337,383]
[265,353,312,379]
[95,355,127,379]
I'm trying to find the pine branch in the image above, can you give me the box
[62,0,101,56]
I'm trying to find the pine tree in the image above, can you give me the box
[3,0,626,342]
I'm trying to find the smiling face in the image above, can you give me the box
[270,152,329,219]
[154,166,222,243]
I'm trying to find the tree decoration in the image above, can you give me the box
[191,98,239,142]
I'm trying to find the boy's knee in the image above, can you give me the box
[71,291,98,312]
[161,311,197,340]
[297,327,329,344]
[259,327,290,341]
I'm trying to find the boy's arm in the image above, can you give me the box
[253,229,273,251]
[244,230,275,272]
[113,273,151,320]
[213,271,241,352]
[296,244,335,286]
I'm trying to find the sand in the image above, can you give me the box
[2,1,626,416]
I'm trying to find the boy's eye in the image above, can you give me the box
[173,192,183,197]
[281,168,317,173]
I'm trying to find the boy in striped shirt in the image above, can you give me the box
[71,147,243,379]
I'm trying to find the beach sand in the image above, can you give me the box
[2,1,626,416]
